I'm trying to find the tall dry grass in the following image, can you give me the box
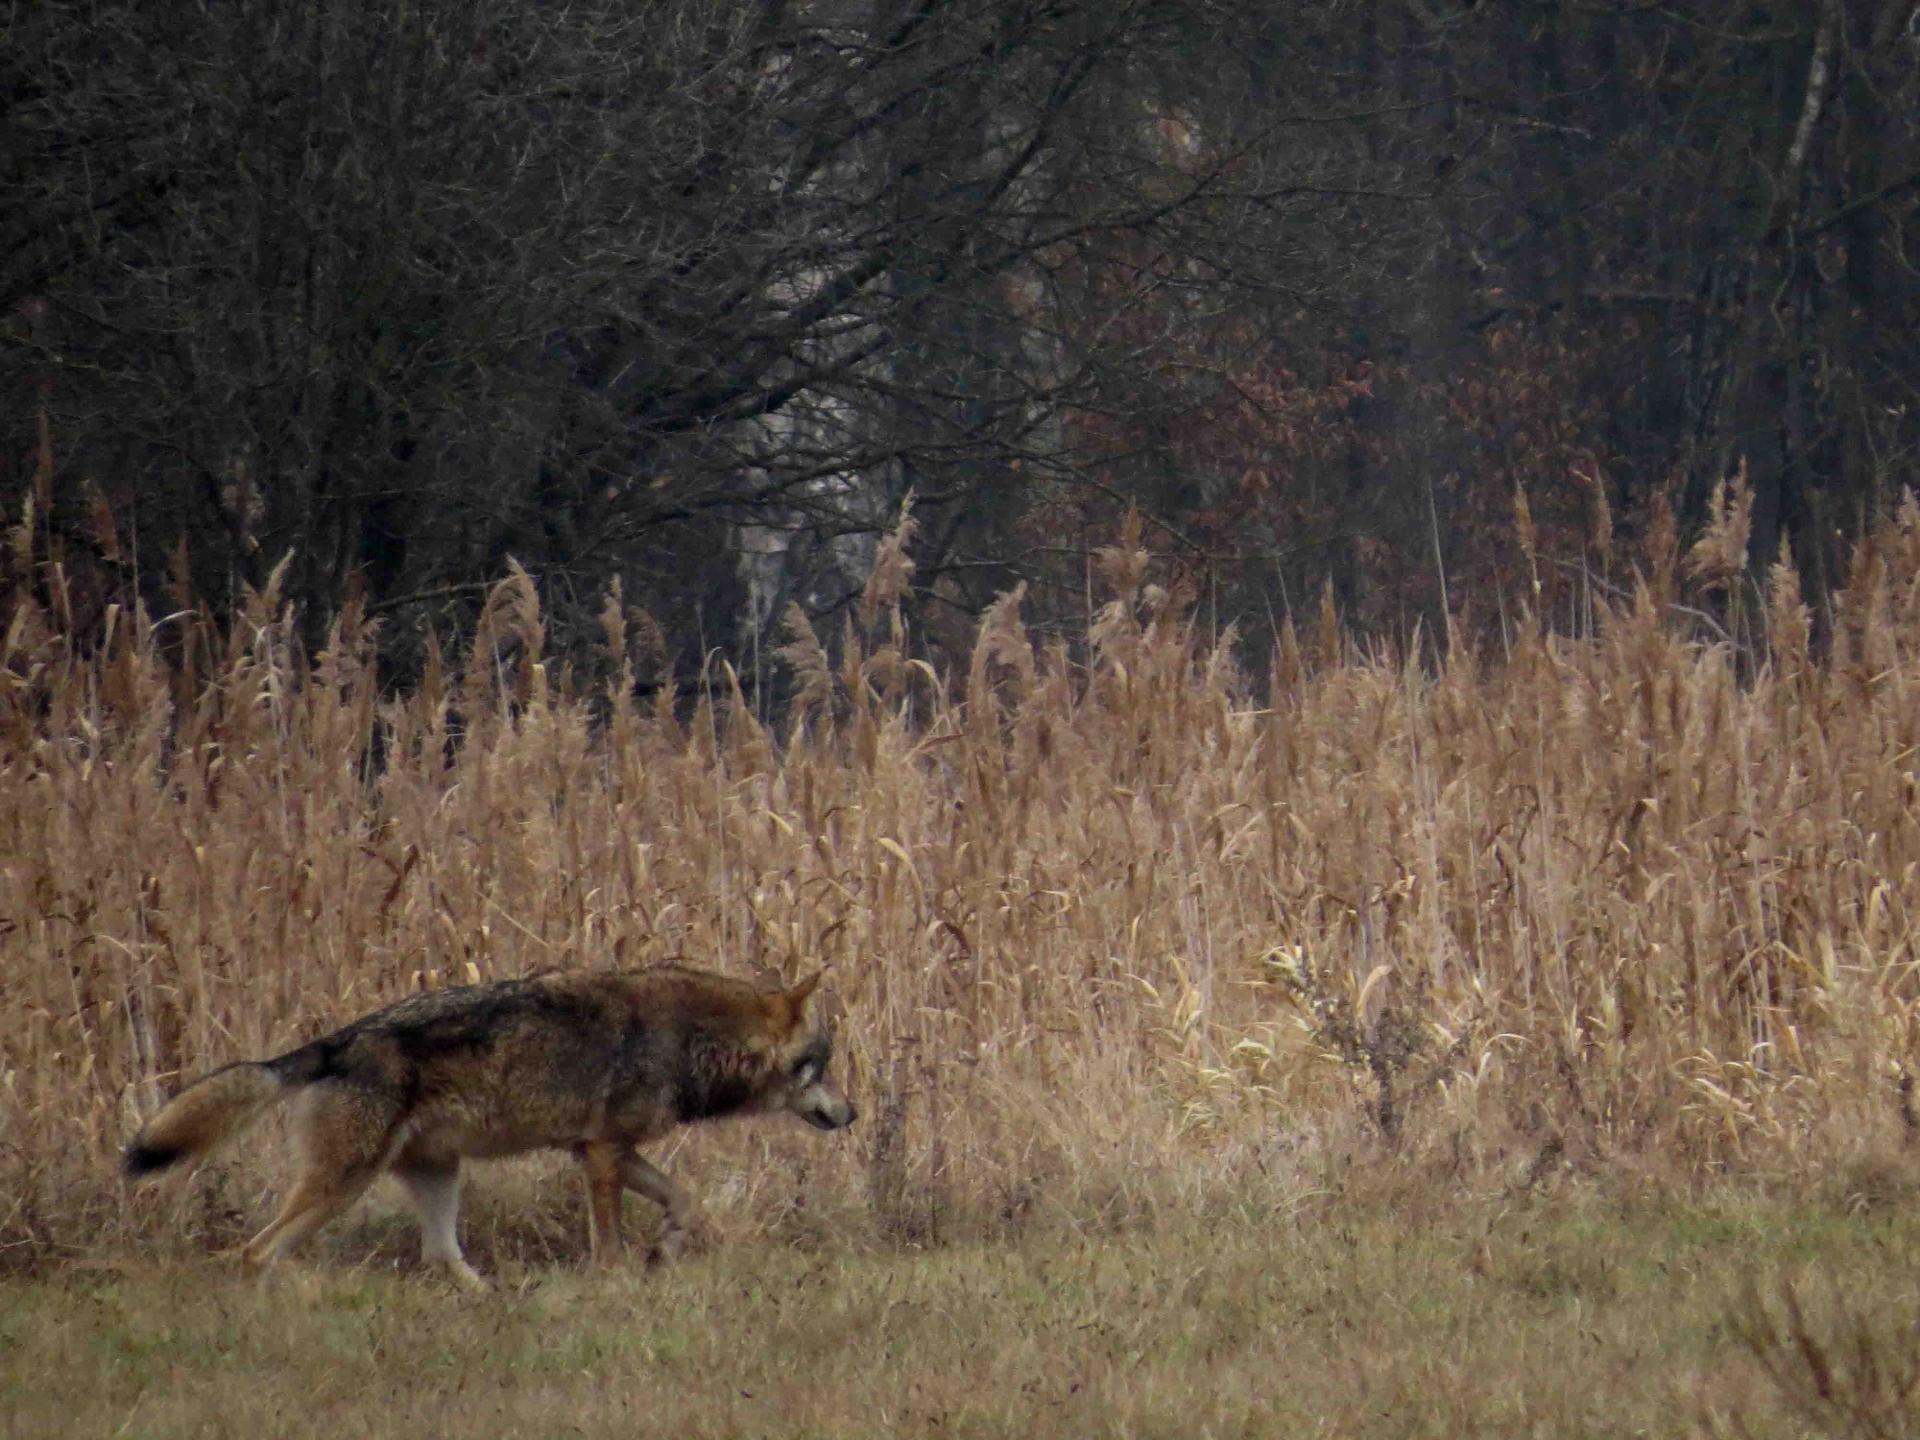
[5,500,1920,1270]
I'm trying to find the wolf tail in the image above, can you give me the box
[122,1060,293,1178]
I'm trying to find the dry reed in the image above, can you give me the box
[5,498,1920,1271]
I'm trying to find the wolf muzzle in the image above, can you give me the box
[798,1085,857,1130]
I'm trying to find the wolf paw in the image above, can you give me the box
[437,1258,491,1293]
[646,1218,713,1267]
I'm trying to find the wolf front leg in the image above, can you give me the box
[618,1150,709,1265]
[574,1141,627,1266]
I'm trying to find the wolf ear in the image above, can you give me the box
[761,969,825,1029]
[786,970,823,1016]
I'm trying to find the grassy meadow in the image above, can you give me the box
[6,1194,1918,1439]
[5,495,1920,1434]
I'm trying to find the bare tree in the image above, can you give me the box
[21,1,1900,678]
[5,0,1406,681]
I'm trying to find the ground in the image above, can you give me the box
[6,1185,1915,1439]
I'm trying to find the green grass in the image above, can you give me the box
[7,1188,1917,1439]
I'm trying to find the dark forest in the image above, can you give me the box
[8,0,1918,688]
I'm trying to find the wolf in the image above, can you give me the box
[122,965,855,1288]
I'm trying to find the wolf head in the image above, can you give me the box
[766,972,857,1132]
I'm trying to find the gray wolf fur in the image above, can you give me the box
[123,965,855,1288]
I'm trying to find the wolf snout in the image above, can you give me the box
[803,1098,856,1130]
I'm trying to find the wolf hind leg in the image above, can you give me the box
[241,1164,384,1276]
[392,1154,487,1292]
[619,1151,708,1266]
[241,1086,394,1277]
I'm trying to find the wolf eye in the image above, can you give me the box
[791,1038,830,1085]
